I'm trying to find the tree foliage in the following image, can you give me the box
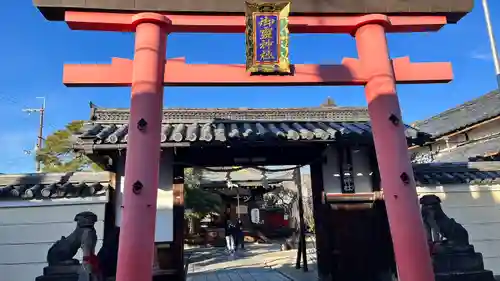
[36,120,102,173]
[184,168,221,219]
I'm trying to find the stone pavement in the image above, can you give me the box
[185,243,318,281]
[187,267,291,281]
[262,248,318,281]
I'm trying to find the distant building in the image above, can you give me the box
[410,90,500,163]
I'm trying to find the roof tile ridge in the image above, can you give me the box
[414,90,500,126]
[94,106,368,112]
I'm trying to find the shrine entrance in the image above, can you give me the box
[163,142,397,281]
[325,200,396,281]
[34,1,473,281]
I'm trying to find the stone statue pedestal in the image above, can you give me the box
[35,260,81,281]
[432,245,495,281]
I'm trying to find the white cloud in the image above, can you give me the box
[470,50,493,61]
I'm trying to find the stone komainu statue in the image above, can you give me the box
[420,194,470,252]
[419,195,496,281]
[37,211,100,281]
[47,211,98,265]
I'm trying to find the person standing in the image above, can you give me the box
[224,216,235,255]
[235,218,244,250]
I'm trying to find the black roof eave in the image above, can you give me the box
[73,140,339,155]
[35,6,470,23]
[74,136,429,155]
[413,90,500,138]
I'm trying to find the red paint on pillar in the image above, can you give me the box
[354,15,435,281]
[116,13,170,281]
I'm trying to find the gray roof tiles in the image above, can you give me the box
[413,161,500,185]
[76,107,428,148]
[413,90,500,137]
[0,172,111,200]
[1,162,499,202]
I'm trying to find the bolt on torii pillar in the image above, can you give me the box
[58,11,456,281]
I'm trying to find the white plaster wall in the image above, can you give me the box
[410,118,500,161]
[417,184,500,275]
[0,198,107,281]
[322,146,342,193]
[463,119,500,141]
[155,151,174,242]
[114,149,174,242]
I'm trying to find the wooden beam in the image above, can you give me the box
[173,145,327,167]
[309,161,332,280]
[322,191,384,203]
[65,12,447,33]
[172,165,185,281]
[63,57,452,87]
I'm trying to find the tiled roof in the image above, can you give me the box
[89,107,371,124]
[413,90,500,137]
[0,172,112,200]
[75,107,428,150]
[413,162,500,185]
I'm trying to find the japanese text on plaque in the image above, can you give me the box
[254,14,279,63]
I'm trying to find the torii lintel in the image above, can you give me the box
[63,57,452,87]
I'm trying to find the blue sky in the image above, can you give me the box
[1,1,499,173]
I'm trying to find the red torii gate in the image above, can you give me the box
[62,11,452,281]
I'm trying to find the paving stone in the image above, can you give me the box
[186,244,315,281]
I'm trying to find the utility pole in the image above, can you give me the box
[22,97,46,172]
[482,0,500,89]
[294,167,308,272]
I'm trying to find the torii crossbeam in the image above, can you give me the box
[64,56,452,86]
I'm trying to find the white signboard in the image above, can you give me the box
[250,208,260,223]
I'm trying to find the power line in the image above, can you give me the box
[1,93,58,130]
[22,97,46,173]
[1,93,73,134]
[482,0,500,89]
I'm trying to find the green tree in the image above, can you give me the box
[36,120,102,172]
[184,168,221,234]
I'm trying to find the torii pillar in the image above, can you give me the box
[354,15,435,281]
[116,13,170,281]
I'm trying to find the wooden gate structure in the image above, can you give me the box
[33,1,473,281]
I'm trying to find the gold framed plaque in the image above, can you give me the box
[245,1,291,74]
